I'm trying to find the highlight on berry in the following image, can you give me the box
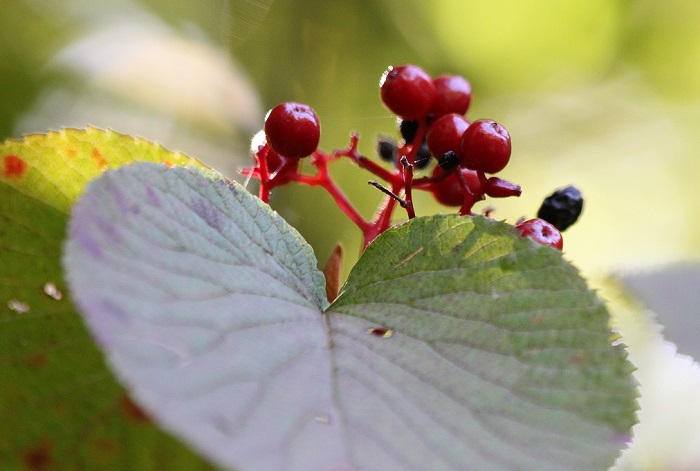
[241,63,580,251]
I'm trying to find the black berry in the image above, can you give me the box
[437,151,460,171]
[537,185,583,231]
[399,119,419,143]
[414,142,432,169]
[377,137,397,162]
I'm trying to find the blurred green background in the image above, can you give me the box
[2,0,699,282]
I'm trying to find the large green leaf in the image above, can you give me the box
[0,129,216,469]
[63,162,637,470]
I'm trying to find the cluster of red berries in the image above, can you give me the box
[242,64,582,251]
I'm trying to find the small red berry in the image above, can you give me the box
[516,218,563,250]
[264,102,320,158]
[430,74,472,118]
[380,65,435,120]
[458,119,511,174]
[426,113,470,159]
[429,166,482,207]
[485,177,522,198]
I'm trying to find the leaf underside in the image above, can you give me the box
[63,161,638,471]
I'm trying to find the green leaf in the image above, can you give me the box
[64,162,638,471]
[0,129,216,470]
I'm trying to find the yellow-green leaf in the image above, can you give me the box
[0,128,216,470]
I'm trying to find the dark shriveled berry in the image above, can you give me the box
[264,102,320,158]
[414,142,432,169]
[537,185,583,231]
[437,151,460,171]
[380,64,436,119]
[399,119,419,143]
[377,137,397,162]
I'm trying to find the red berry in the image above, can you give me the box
[426,113,470,159]
[264,102,320,158]
[516,218,563,250]
[429,166,482,207]
[485,177,521,198]
[380,65,435,120]
[458,119,511,174]
[430,75,472,118]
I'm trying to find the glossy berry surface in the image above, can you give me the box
[458,119,511,174]
[264,147,298,182]
[485,177,522,198]
[264,102,320,158]
[244,64,531,248]
[430,166,481,207]
[380,65,435,120]
[537,185,583,231]
[414,142,432,169]
[437,150,460,171]
[426,113,470,159]
[430,75,472,117]
[516,218,563,250]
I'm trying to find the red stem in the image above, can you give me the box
[294,152,371,234]
[257,146,271,203]
[400,157,416,219]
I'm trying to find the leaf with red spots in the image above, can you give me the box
[0,129,216,470]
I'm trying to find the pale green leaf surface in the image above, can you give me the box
[0,129,215,469]
[64,162,637,471]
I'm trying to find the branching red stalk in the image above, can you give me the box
[242,119,519,252]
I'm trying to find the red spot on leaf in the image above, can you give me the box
[22,439,54,471]
[66,148,77,158]
[120,394,150,423]
[367,328,393,338]
[25,352,48,369]
[91,148,108,169]
[92,437,119,453]
[3,155,28,179]
[161,160,174,168]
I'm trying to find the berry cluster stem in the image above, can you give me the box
[243,63,557,253]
